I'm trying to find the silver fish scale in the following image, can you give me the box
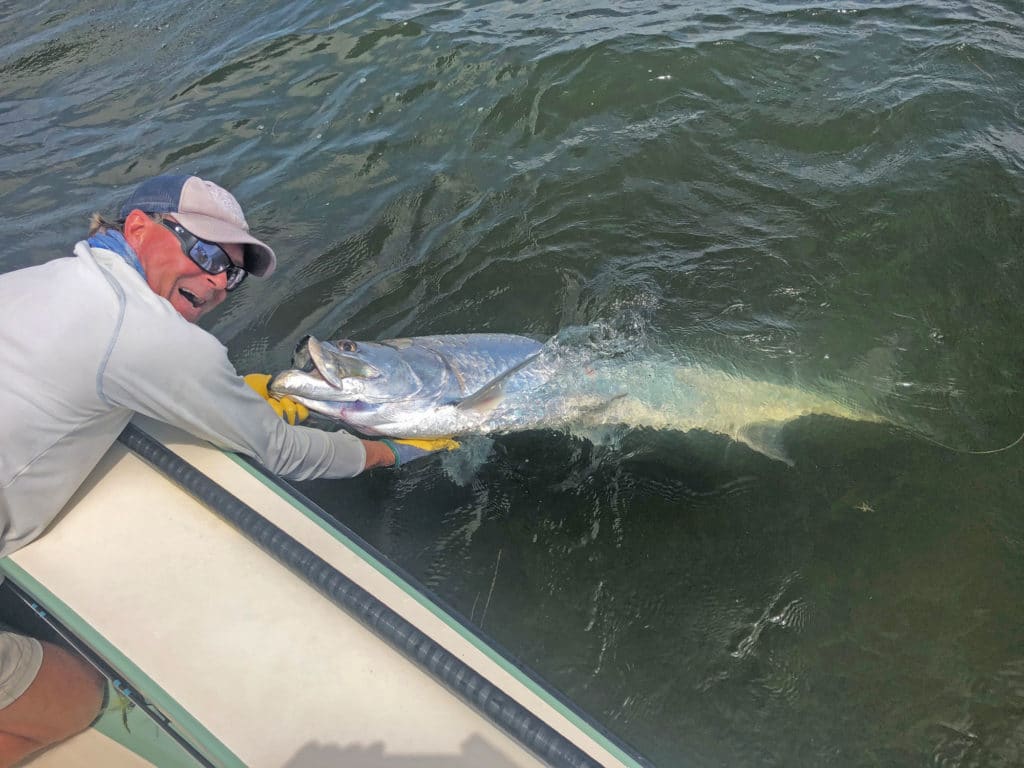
[407,335,544,397]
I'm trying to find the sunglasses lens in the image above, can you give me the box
[188,240,228,272]
[225,267,246,291]
[188,239,246,290]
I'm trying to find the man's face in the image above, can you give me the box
[124,210,244,323]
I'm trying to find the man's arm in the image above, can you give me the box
[101,323,369,479]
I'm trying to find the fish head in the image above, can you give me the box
[268,335,423,419]
[301,335,381,388]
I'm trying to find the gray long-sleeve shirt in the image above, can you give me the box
[0,241,366,558]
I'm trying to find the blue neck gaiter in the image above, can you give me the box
[86,230,147,281]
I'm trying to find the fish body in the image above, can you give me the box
[270,331,881,463]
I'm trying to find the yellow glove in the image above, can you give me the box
[244,373,310,426]
[393,437,461,452]
[382,437,461,466]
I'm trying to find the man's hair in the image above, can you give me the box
[88,211,163,236]
[88,212,124,236]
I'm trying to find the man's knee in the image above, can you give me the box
[0,640,105,747]
[0,730,40,767]
[37,642,105,735]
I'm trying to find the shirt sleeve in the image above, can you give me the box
[100,312,366,480]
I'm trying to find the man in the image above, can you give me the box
[0,174,454,764]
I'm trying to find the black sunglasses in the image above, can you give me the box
[159,219,247,291]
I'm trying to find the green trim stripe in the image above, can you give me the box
[0,559,244,768]
[225,451,645,768]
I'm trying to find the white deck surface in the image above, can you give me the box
[23,729,156,768]
[11,417,629,768]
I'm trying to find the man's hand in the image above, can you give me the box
[244,373,310,425]
[381,437,460,466]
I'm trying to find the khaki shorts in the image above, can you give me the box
[0,630,44,709]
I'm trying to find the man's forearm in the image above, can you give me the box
[361,439,397,469]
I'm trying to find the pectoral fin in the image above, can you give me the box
[735,421,794,466]
[455,350,541,416]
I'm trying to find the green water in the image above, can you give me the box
[2,2,1023,765]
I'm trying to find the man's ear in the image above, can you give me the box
[121,209,150,251]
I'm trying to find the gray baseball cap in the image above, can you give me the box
[120,174,276,277]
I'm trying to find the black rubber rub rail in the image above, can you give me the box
[118,423,605,768]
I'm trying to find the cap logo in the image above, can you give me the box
[200,180,247,229]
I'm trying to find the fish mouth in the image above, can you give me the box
[266,336,324,397]
[268,367,326,401]
[291,335,380,388]
[292,335,318,373]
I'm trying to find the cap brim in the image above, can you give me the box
[173,211,276,277]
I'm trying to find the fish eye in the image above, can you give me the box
[341,341,358,353]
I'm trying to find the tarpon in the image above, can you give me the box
[269,330,883,464]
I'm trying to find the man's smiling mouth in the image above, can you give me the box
[179,288,206,308]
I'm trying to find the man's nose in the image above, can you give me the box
[206,270,229,290]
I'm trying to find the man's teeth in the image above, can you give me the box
[179,289,204,308]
